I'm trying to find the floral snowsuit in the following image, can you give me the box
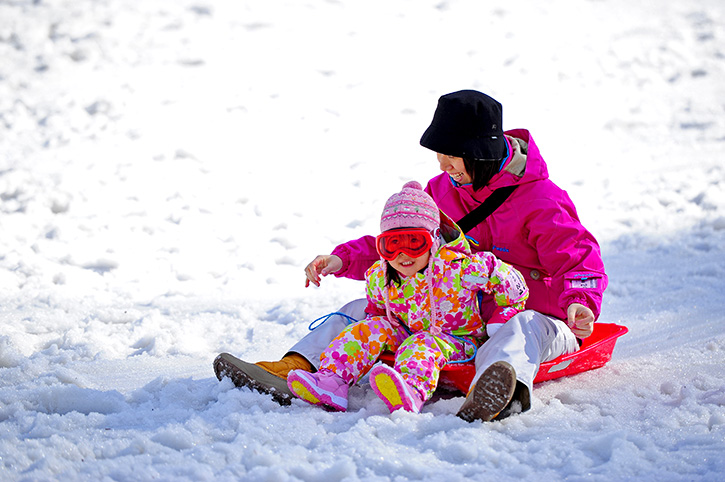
[319,216,529,401]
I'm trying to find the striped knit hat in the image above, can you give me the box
[380,181,440,232]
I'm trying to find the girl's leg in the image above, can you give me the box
[214,299,367,405]
[394,332,473,401]
[289,298,367,369]
[319,316,407,384]
[370,332,472,413]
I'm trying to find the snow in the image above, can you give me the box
[1,0,724,480]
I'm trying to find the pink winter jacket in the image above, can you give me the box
[331,129,608,322]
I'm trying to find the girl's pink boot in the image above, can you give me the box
[369,364,424,413]
[287,369,349,412]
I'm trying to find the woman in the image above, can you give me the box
[214,90,608,422]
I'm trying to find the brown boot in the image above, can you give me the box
[256,353,313,378]
[456,361,517,422]
[214,353,311,406]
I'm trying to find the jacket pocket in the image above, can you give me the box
[564,271,602,290]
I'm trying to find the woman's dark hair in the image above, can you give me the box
[463,157,501,191]
[385,262,402,287]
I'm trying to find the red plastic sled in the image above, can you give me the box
[380,323,628,394]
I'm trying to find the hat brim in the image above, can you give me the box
[420,126,506,160]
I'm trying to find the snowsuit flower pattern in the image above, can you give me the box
[319,215,529,401]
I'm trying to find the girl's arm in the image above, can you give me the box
[462,252,529,336]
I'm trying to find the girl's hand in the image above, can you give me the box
[566,303,595,338]
[304,255,342,287]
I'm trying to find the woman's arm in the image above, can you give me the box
[526,200,607,322]
[330,235,380,281]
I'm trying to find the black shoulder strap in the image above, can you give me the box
[456,185,518,234]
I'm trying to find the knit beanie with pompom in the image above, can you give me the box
[380,181,440,232]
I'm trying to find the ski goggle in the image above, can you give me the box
[375,228,434,261]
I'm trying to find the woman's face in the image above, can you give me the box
[437,153,472,185]
[389,251,430,278]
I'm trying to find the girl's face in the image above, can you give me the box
[389,250,430,278]
[437,153,472,185]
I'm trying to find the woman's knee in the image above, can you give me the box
[339,298,367,319]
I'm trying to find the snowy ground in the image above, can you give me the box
[1,0,724,480]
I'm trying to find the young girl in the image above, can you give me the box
[286,181,529,413]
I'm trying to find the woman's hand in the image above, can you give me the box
[566,303,595,338]
[304,255,343,287]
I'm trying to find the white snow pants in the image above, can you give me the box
[288,300,579,399]
[470,309,579,398]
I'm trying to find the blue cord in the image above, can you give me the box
[447,334,477,364]
[308,312,360,331]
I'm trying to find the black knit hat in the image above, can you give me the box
[420,90,506,160]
